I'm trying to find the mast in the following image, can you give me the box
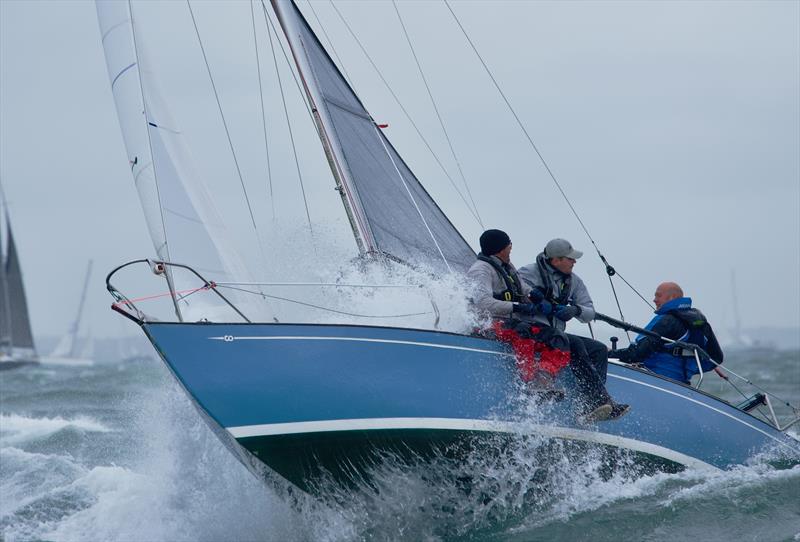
[0,203,12,355]
[68,260,93,358]
[731,269,743,346]
[269,0,375,255]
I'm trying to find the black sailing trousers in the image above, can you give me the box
[565,333,611,407]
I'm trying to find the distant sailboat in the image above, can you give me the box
[0,182,38,370]
[42,260,94,367]
[728,269,777,355]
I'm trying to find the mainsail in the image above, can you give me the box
[4,227,35,352]
[271,0,476,275]
[0,190,37,360]
[0,218,10,353]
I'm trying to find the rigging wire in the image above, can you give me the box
[186,1,263,240]
[327,0,483,227]
[391,0,483,229]
[259,1,315,122]
[258,0,314,234]
[250,0,275,221]
[443,0,654,322]
[217,284,431,319]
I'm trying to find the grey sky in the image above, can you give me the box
[1,0,798,340]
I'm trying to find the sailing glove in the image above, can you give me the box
[554,304,581,322]
[514,301,553,316]
[528,287,546,304]
[614,347,634,364]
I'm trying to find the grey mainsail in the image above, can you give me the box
[0,226,11,353]
[4,224,35,351]
[271,0,476,275]
[0,185,37,363]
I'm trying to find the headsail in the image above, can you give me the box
[96,1,268,320]
[271,0,476,274]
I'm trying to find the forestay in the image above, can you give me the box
[271,0,475,275]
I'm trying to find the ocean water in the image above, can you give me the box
[1,350,798,542]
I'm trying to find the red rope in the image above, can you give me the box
[112,284,214,310]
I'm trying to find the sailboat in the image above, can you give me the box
[0,182,38,370]
[728,269,778,356]
[96,0,800,492]
[41,260,94,367]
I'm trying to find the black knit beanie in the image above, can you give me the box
[479,229,511,256]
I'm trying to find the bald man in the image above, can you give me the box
[616,282,724,384]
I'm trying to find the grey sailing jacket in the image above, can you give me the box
[466,256,531,319]
[517,254,596,331]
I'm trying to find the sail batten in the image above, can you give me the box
[271,0,475,274]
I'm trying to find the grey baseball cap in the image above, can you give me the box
[544,238,583,259]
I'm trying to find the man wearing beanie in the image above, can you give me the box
[466,229,544,319]
[467,230,616,422]
[519,239,630,420]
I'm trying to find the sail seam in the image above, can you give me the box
[323,96,372,122]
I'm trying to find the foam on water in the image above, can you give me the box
[2,242,798,540]
[0,414,110,446]
[3,361,800,541]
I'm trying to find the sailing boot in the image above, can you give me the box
[607,402,631,420]
[577,400,613,424]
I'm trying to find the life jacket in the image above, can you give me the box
[534,253,573,305]
[639,297,724,383]
[531,253,573,326]
[477,254,528,303]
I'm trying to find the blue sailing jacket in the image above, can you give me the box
[635,297,723,383]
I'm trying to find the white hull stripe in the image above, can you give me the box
[226,417,717,471]
[209,335,512,357]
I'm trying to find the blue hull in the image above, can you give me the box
[143,322,800,490]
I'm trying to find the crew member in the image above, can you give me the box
[467,230,616,422]
[616,282,724,385]
[518,238,630,420]
[466,229,549,321]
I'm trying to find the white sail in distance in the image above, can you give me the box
[49,260,92,359]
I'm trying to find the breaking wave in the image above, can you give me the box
[0,414,110,447]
